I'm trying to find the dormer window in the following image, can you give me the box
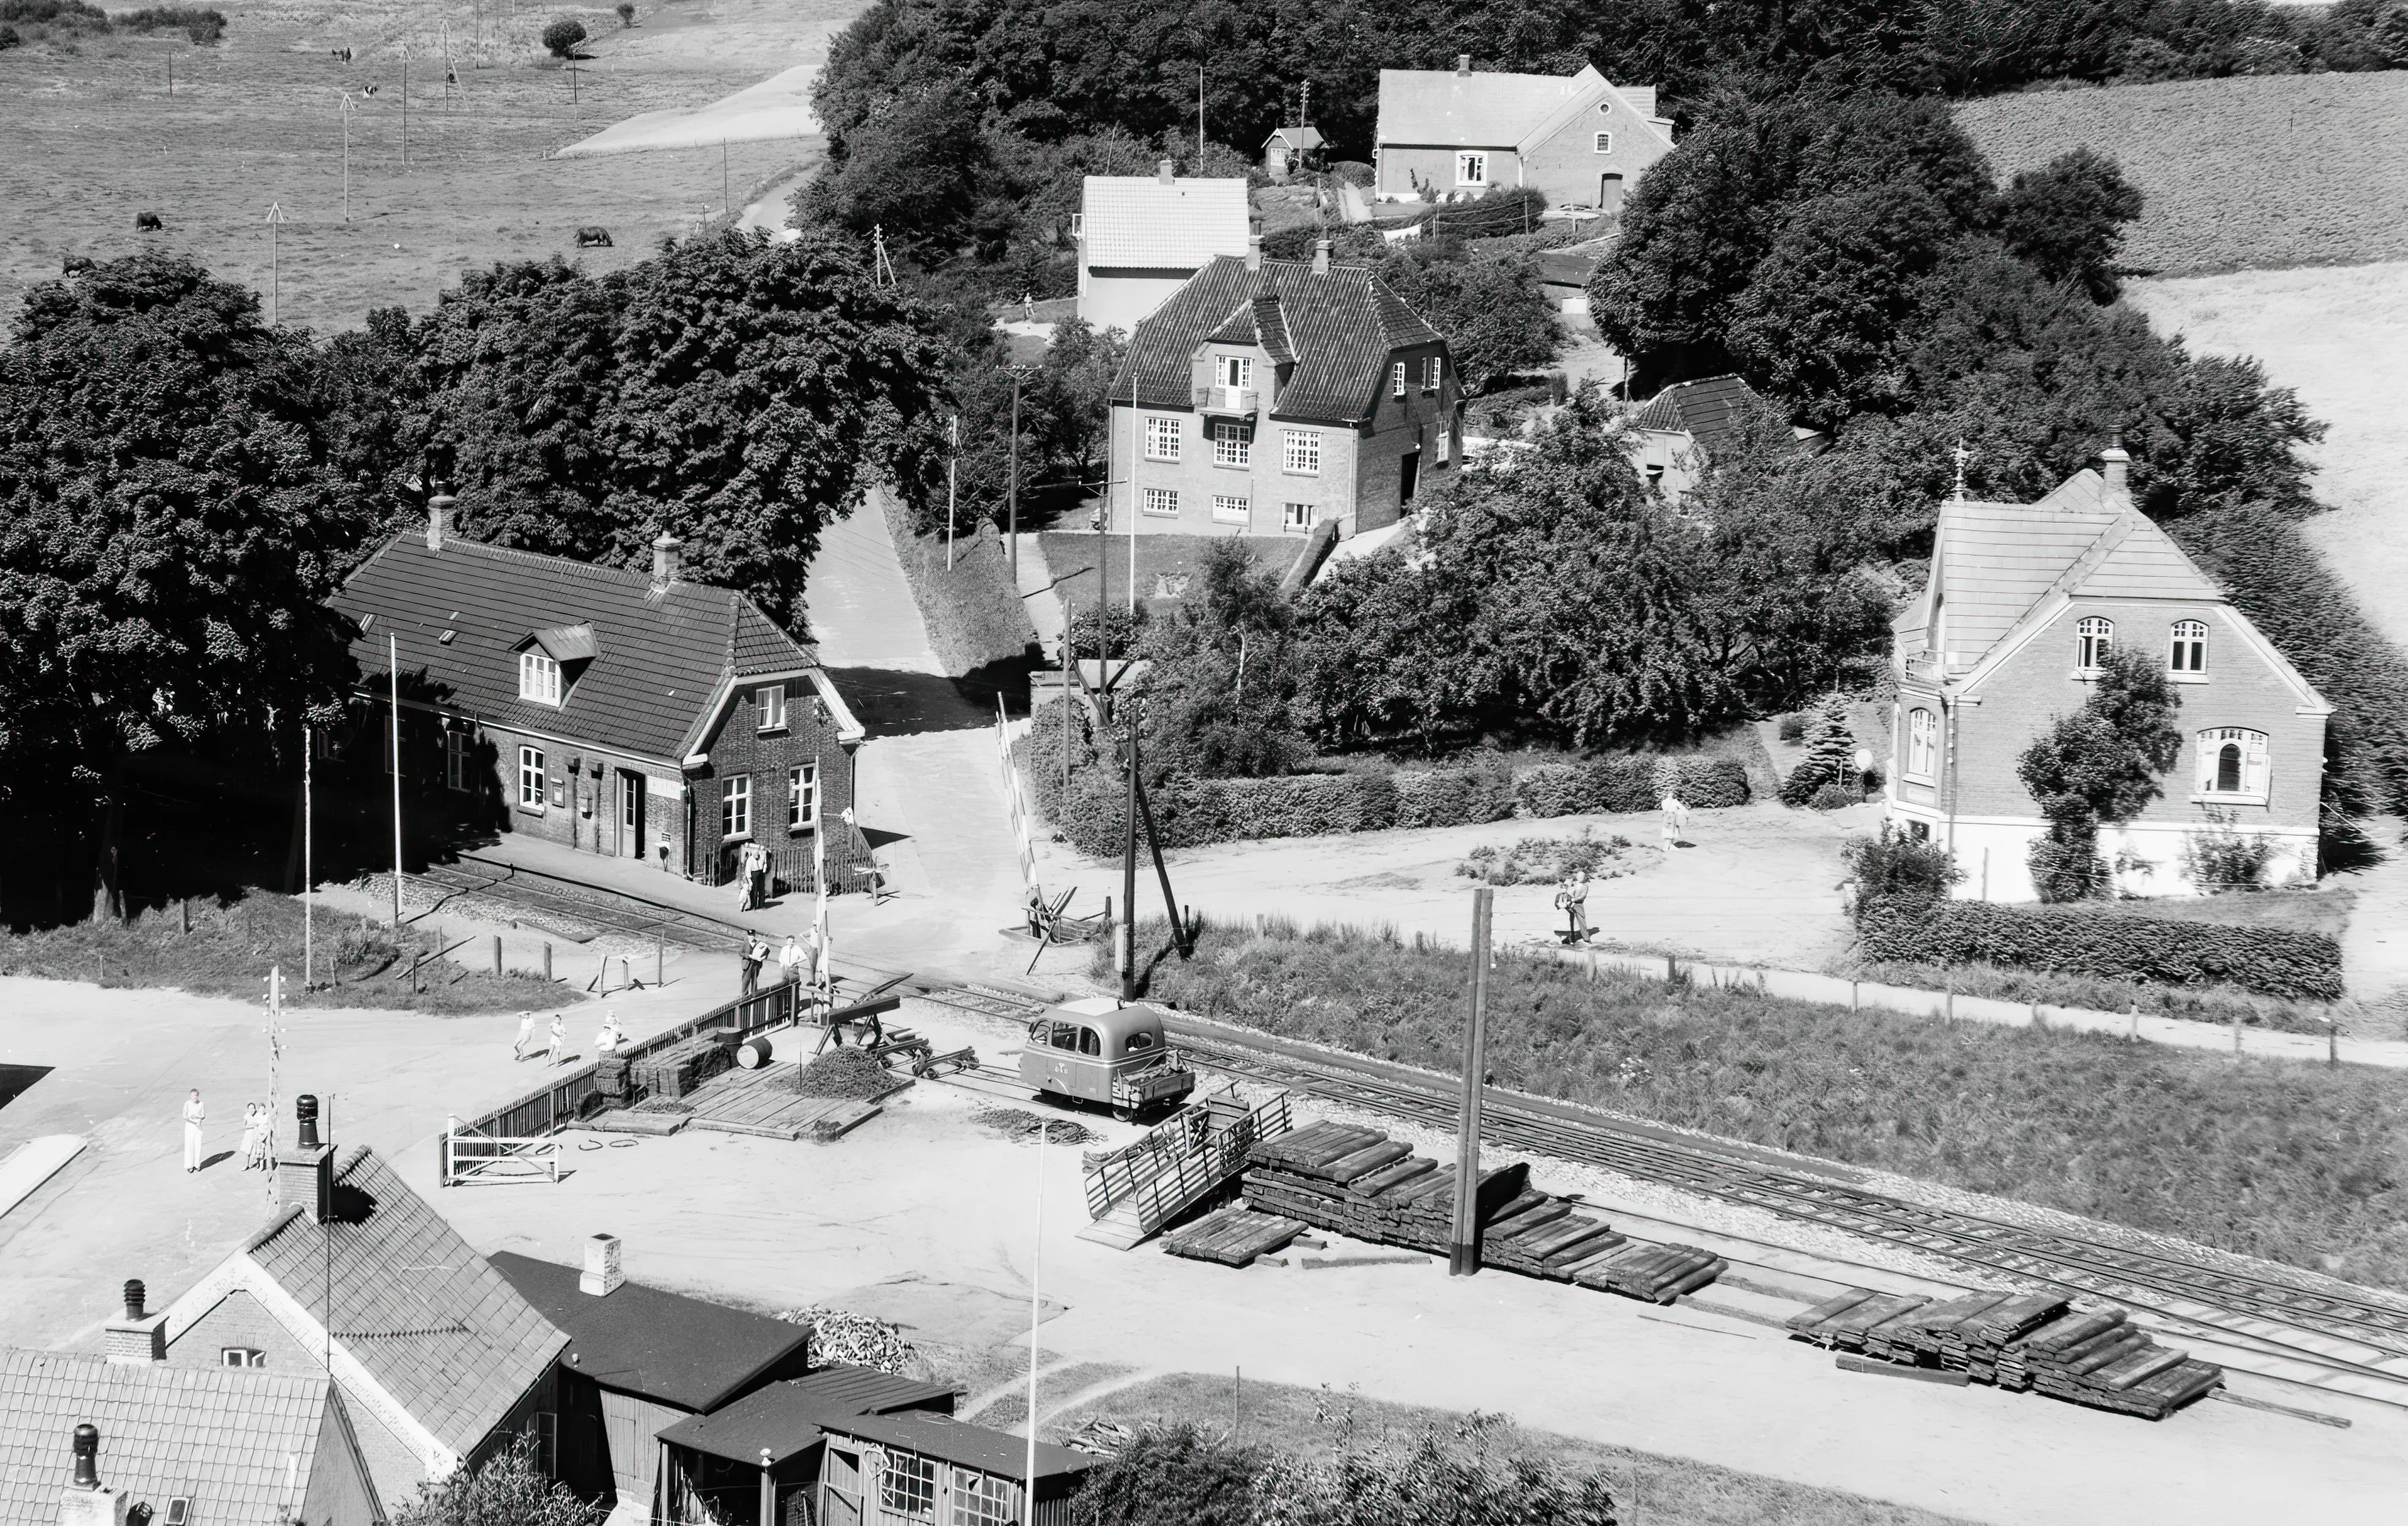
[1217,355,1253,391]
[519,651,561,705]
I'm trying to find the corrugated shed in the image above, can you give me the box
[331,535,815,763]
[1080,178,1251,269]
[1113,257,1443,424]
[247,1149,566,1457]
[0,1350,331,1526]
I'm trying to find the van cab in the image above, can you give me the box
[1020,996,1196,1118]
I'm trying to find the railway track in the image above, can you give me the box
[1160,1013,2408,1408]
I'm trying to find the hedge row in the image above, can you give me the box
[1025,731,1749,857]
[1855,897,2343,1002]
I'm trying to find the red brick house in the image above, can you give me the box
[330,503,866,891]
[1108,244,1459,541]
[1885,447,2331,901]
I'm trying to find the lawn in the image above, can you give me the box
[0,0,853,334]
[1120,918,2408,1291]
[0,887,573,1014]
[1039,530,1309,618]
[1955,72,2408,277]
[1049,1373,1978,1526]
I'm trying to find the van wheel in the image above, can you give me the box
[1111,1105,1135,1123]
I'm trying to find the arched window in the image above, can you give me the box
[1906,708,1938,780]
[2170,619,2207,673]
[2197,727,2269,799]
[2076,617,2114,671]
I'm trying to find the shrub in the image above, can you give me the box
[1840,827,1960,915]
[614,1,634,24]
[1777,712,1806,743]
[2183,807,2277,892]
[114,6,225,41]
[2017,649,2184,902]
[394,1439,596,1526]
[1807,781,1858,810]
[1457,830,1636,886]
[1854,897,2342,1001]
[1070,1423,1262,1526]
[0,22,19,44]
[541,15,586,57]
[1779,695,1856,805]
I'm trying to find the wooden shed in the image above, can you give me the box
[816,1411,1094,1526]
[654,1370,963,1526]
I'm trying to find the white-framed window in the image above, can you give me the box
[757,683,787,732]
[221,1348,264,1368]
[1593,131,1614,154]
[1455,151,1487,186]
[1283,502,1314,532]
[2075,616,2114,672]
[518,746,545,810]
[1212,420,1250,467]
[1216,355,1253,391]
[949,1471,1014,1526]
[2198,727,2270,799]
[443,728,471,792]
[722,773,751,838]
[1435,427,1450,466]
[1144,415,1180,461]
[1422,356,1443,391]
[2170,619,2207,674]
[1906,707,1937,781]
[789,762,818,831]
[518,650,561,705]
[882,1453,937,1518]
[1143,487,1179,517]
[1283,430,1321,475]
[1212,494,1251,524]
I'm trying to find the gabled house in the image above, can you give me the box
[0,1330,382,1526]
[157,1123,569,1509]
[1108,242,1458,540]
[1075,165,1252,335]
[1374,58,1674,211]
[1261,124,1324,181]
[1628,375,1828,507]
[329,503,866,892]
[1886,446,2332,902]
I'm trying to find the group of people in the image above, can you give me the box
[510,1010,622,1063]
[1553,792,1694,945]
[739,932,814,998]
[178,1092,284,1176]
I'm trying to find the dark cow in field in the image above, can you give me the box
[576,226,613,248]
[135,211,163,232]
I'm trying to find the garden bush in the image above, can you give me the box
[1855,896,2342,1001]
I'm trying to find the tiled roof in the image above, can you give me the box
[820,1410,1095,1480]
[246,1149,566,1457]
[1263,125,1325,151]
[1113,257,1443,424]
[488,1252,809,1414]
[0,1349,333,1526]
[1377,65,1603,146]
[331,534,816,764]
[1080,178,1251,270]
[1630,375,1767,458]
[656,1365,957,1466]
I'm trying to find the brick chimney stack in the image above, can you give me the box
[2100,435,2131,506]
[651,533,682,591]
[1245,232,1262,272]
[103,1279,167,1365]
[580,1233,624,1297]
[1312,239,1331,275]
[275,1095,334,1225]
[1455,53,1472,75]
[58,1425,128,1526]
[1156,159,1174,185]
[426,493,455,552]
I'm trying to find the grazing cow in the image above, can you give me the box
[361,83,378,96]
[575,226,613,248]
[135,211,163,232]
[332,47,352,62]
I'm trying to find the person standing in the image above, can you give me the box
[594,1010,623,1056]
[239,1102,267,1172]
[778,935,804,990]
[740,933,767,997]
[1564,867,1592,942]
[512,1011,536,1061]
[547,1012,566,1064]
[1659,790,1684,851]
[181,1090,206,1173]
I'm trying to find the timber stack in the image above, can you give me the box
[1161,1205,1308,1266]
[1787,1287,2222,1419]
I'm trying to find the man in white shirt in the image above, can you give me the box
[182,1090,206,1173]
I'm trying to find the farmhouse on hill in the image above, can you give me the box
[1374,58,1674,211]
[328,501,867,894]
[1107,240,1460,540]
[1885,444,2331,902]
[1075,165,1252,335]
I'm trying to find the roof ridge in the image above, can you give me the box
[247,1205,305,1254]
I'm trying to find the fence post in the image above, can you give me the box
[2328,1014,2339,1068]
[544,942,553,982]
[2232,1007,2244,1056]
[1850,980,1859,1013]
[441,1115,456,1188]
[410,952,421,993]
[599,952,610,996]
[2127,1002,2139,1042]
[657,927,665,988]
[493,936,503,974]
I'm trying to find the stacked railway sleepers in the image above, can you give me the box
[1788,1287,2222,1419]
[1243,1122,1725,1303]
[1162,1206,1308,1267]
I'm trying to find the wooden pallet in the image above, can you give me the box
[679,1061,913,1141]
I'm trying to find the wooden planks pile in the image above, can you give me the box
[1161,1206,1308,1267]
[1787,1287,2222,1420]
[632,1035,732,1101]
[1243,1122,1724,1303]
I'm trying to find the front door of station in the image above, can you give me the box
[616,771,645,858]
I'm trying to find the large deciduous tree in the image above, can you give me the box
[0,253,366,914]
[2015,646,2184,901]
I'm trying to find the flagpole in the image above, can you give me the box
[1025,1117,1045,1517]
[303,723,314,991]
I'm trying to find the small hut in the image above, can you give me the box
[1262,124,1326,181]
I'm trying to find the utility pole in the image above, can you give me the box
[263,966,284,1213]
[167,57,173,96]
[1448,888,1495,1276]
[401,48,410,167]
[1007,367,1025,583]
[1196,63,1205,163]
[388,634,404,929]
[944,414,959,570]
[1119,716,1139,1001]
[723,139,731,217]
[264,202,289,326]
[302,723,314,991]
[340,95,355,221]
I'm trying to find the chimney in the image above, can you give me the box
[580,1233,624,1297]
[1312,238,1331,274]
[426,493,455,552]
[651,533,682,590]
[58,1425,128,1526]
[1156,159,1175,185]
[1455,53,1472,75]
[103,1280,167,1365]
[1245,232,1262,272]
[2100,434,2130,505]
[274,1095,334,1225]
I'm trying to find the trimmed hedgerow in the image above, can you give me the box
[1855,896,2342,1002]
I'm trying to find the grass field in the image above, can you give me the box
[1118,918,2408,1291]
[0,0,857,333]
[1956,72,2408,277]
